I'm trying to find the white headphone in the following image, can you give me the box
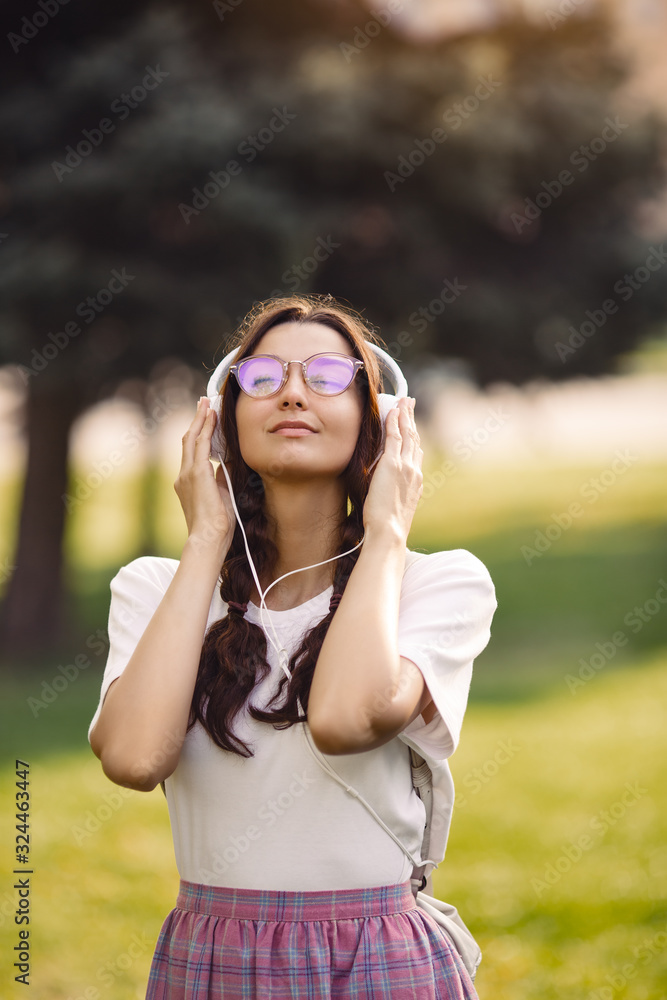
[201,343,439,877]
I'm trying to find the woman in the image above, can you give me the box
[88,292,497,999]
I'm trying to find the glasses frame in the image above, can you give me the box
[229,352,366,399]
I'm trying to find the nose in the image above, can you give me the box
[279,361,308,408]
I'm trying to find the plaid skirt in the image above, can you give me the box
[145,878,479,999]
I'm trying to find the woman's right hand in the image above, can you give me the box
[174,396,236,557]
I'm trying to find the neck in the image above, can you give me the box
[253,479,348,610]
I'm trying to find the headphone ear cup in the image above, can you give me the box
[376,392,398,429]
[205,347,241,464]
[374,392,399,461]
[208,394,226,462]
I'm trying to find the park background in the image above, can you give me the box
[1,0,666,997]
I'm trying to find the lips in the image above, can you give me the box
[271,421,316,432]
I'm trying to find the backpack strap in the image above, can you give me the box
[408,745,436,897]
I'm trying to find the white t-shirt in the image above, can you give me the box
[87,547,497,891]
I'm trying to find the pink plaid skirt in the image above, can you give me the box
[145,878,479,999]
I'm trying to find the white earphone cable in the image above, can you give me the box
[219,461,364,678]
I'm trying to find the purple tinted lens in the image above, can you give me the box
[238,357,283,396]
[306,356,354,394]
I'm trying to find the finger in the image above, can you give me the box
[180,398,210,468]
[406,399,420,444]
[384,407,402,447]
[193,408,217,463]
[397,401,419,453]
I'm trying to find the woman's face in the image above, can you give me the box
[234,321,365,484]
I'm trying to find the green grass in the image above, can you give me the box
[0,653,665,999]
[444,650,667,1000]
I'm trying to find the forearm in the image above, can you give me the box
[307,527,407,752]
[92,535,228,789]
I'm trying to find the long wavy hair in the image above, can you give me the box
[186,293,386,757]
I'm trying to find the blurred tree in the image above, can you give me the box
[0,0,665,657]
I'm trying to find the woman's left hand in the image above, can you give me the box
[363,396,423,541]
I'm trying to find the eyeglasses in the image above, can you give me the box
[229,352,365,398]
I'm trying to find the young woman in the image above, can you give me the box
[88,293,497,999]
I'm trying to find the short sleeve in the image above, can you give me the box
[397,548,497,761]
[87,556,179,745]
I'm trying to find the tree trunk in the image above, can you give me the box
[0,377,82,663]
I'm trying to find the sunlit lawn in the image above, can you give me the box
[0,652,664,999]
[0,451,665,998]
[445,651,667,1000]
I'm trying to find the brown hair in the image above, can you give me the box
[186,293,385,757]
